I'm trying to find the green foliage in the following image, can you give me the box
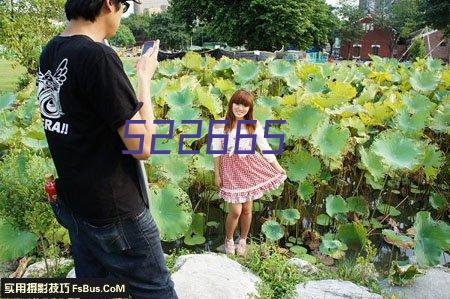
[408,38,426,61]
[419,0,450,35]
[171,0,334,50]
[109,24,135,47]
[0,0,65,74]
[0,221,38,261]
[388,261,422,286]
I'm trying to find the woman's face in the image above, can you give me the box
[232,102,250,119]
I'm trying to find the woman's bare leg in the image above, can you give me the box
[225,203,242,240]
[239,200,253,240]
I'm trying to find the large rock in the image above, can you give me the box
[288,258,318,275]
[381,266,450,299]
[171,253,261,299]
[0,260,18,278]
[295,279,382,299]
[23,258,73,278]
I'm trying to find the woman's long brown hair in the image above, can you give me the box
[224,89,256,134]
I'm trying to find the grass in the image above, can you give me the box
[0,59,26,92]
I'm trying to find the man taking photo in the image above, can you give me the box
[36,1,178,298]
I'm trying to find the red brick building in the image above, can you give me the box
[340,16,394,60]
[416,29,449,62]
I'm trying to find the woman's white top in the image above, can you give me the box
[211,120,276,163]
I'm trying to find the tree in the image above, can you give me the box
[109,24,136,47]
[337,1,365,59]
[0,0,65,76]
[371,0,422,57]
[123,11,189,50]
[419,0,449,61]
[407,37,426,61]
[170,0,334,51]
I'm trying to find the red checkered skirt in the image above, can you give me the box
[219,152,287,203]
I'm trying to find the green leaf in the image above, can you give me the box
[371,131,422,170]
[268,60,293,78]
[311,122,350,158]
[430,102,450,134]
[409,71,439,92]
[414,211,450,267]
[213,57,233,72]
[286,105,325,139]
[422,145,444,181]
[0,93,15,111]
[429,192,447,210]
[165,88,196,107]
[160,157,189,184]
[316,214,331,226]
[319,233,347,259]
[305,76,326,93]
[233,61,260,83]
[377,204,401,217]
[290,245,307,256]
[337,222,367,251]
[359,146,385,180]
[0,222,38,261]
[297,181,314,201]
[261,220,284,241]
[285,150,321,182]
[279,209,301,225]
[325,195,348,218]
[158,60,183,77]
[149,186,193,242]
[382,229,414,249]
[402,91,435,115]
[389,261,422,286]
[347,196,369,216]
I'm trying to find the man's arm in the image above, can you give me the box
[118,41,160,160]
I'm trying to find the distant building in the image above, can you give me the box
[134,0,169,14]
[408,28,449,62]
[340,15,394,60]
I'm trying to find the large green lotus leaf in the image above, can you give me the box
[371,131,422,170]
[305,76,326,93]
[279,208,301,225]
[389,262,422,286]
[327,82,357,100]
[0,222,38,261]
[290,245,307,256]
[160,157,189,184]
[158,60,183,77]
[184,213,206,246]
[316,214,331,226]
[422,144,444,181]
[365,173,384,190]
[414,211,450,267]
[149,186,193,242]
[382,229,414,249]
[0,93,15,111]
[347,196,369,216]
[150,78,168,100]
[409,71,439,93]
[311,123,350,158]
[22,138,48,150]
[195,147,214,172]
[233,61,260,83]
[297,181,314,201]
[286,73,301,90]
[167,106,201,129]
[402,91,435,114]
[213,57,233,72]
[149,138,180,166]
[257,96,281,109]
[254,105,274,124]
[395,108,427,136]
[261,220,284,241]
[429,192,447,210]
[359,146,385,180]
[184,234,206,246]
[165,88,196,108]
[214,78,235,99]
[286,105,325,139]
[268,60,293,78]
[425,57,443,72]
[325,104,365,118]
[196,87,222,118]
[182,52,203,71]
[284,150,321,182]
[377,204,401,217]
[429,102,450,134]
[319,233,348,259]
[326,195,348,218]
[337,222,367,250]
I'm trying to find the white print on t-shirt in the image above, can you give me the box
[37,59,68,119]
[37,59,70,135]
[42,119,69,135]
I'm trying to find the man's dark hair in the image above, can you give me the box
[65,0,139,22]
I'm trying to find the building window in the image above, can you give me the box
[353,44,361,58]
[371,45,380,56]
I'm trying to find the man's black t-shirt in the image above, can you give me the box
[37,35,147,224]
